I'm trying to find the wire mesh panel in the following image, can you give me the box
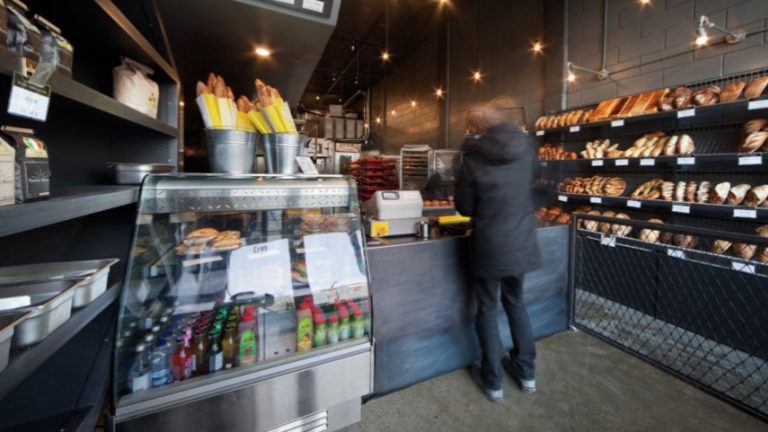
[572,214,768,420]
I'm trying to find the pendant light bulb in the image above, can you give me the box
[315,95,320,101]
[382,51,390,61]
[436,88,443,97]
[640,0,650,4]
[695,25,709,46]
[376,117,381,124]
[391,109,396,116]
[473,70,481,81]
[533,40,542,53]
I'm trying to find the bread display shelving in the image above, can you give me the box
[399,145,433,193]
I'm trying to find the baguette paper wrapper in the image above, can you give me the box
[217,98,237,129]
[273,98,298,134]
[196,94,221,129]
[262,104,287,133]
[236,112,256,132]
[247,110,273,134]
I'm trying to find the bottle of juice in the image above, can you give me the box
[192,328,208,377]
[338,306,350,341]
[296,303,313,352]
[352,308,365,338]
[172,335,193,382]
[238,306,258,366]
[313,313,327,348]
[223,323,237,369]
[207,328,224,373]
[328,314,340,344]
[127,343,150,394]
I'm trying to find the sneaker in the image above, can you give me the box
[502,356,536,394]
[470,363,504,403]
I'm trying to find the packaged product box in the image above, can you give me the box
[0,136,15,206]
[34,15,73,78]
[0,1,9,48]
[113,57,159,119]
[1,126,50,203]
[6,0,41,77]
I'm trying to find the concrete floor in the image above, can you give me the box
[342,331,767,432]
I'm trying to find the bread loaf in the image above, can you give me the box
[558,114,568,127]
[618,95,642,117]
[599,211,616,234]
[740,131,768,153]
[710,182,731,205]
[685,181,698,202]
[712,239,732,255]
[758,247,768,263]
[744,185,768,207]
[660,231,675,245]
[583,211,602,231]
[697,181,711,203]
[663,135,679,156]
[639,219,664,243]
[674,181,687,202]
[658,97,675,112]
[743,119,768,137]
[756,224,768,238]
[673,234,698,249]
[644,89,671,114]
[671,87,693,109]
[726,184,752,206]
[692,88,716,106]
[732,243,757,260]
[611,213,632,237]
[744,77,768,99]
[631,92,657,116]
[589,100,615,122]
[676,134,695,155]
[571,110,584,126]
[661,181,675,201]
[720,81,746,103]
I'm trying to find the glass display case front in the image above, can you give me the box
[114,174,371,407]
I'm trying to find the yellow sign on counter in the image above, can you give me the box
[438,215,471,224]
[370,221,389,237]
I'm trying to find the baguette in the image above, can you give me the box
[743,119,768,137]
[740,131,768,153]
[720,81,746,103]
[570,110,584,126]
[644,88,671,114]
[618,95,643,117]
[744,77,768,99]
[726,184,752,206]
[596,98,625,121]
[631,91,656,116]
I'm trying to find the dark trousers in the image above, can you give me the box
[474,275,536,390]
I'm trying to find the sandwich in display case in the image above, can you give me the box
[111,174,373,432]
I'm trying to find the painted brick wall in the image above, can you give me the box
[567,0,768,108]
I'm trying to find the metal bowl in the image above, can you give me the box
[110,163,174,185]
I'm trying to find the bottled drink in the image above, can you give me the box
[223,323,237,369]
[338,306,350,341]
[352,308,365,338]
[296,303,313,352]
[313,313,327,347]
[238,306,258,366]
[158,315,170,331]
[150,340,172,387]
[207,329,224,373]
[162,331,176,352]
[192,328,208,377]
[143,332,156,349]
[127,343,150,394]
[328,314,340,344]
[172,336,193,382]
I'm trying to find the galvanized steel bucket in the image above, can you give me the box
[262,134,307,174]
[205,129,258,174]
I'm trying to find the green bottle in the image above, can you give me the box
[328,314,340,344]
[313,313,327,347]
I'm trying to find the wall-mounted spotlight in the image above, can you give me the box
[376,117,382,124]
[533,39,542,53]
[473,70,482,81]
[567,61,609,82]
[255,48,271,57]
[695,15,745,46]
[436,88,444,97]
[382,51,390,61]
[391,110,396,116]
[639,0,650,4]
[411,100,417,107]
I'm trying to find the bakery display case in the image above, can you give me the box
[112,174,372,432]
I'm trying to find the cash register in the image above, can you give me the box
[363,190,428,237]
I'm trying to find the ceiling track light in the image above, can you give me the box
[567,61,609,82]
[696,15,746,46]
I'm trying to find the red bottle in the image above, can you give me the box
[172,335,193,382]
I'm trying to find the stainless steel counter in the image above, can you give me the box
[366,224,570,398]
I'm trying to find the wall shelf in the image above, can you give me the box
[0,186,139,237]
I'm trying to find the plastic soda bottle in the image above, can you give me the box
[352,308,365,338]
[297,303,314,352]
[127,343,150,394]
[328,314,340,344]
[238,306,258,366]
[150,340,172,387]
[339,306,350,341]
[313,313,327,347]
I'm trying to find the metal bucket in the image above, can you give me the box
[205,129,258,174]
[262,134,307,174]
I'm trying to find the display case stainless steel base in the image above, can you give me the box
[114,342,372,432]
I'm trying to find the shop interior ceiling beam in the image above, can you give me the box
[156,0,341,108]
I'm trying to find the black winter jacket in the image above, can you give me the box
[455,124,542,278]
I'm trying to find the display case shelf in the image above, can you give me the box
[542,153,767,169]
[0,280,121,401]
[0,186,139,237]
[0,47,177,137]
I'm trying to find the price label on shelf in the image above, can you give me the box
[558,195,568,202]
[739,155,763,166]
[677,108,695,119]
[295,156,319,175]
[570,126,581,133]
[590,197,602,204]
[672,204,690,214]
[677,157,695,165]
[627,200,642,209]
[600,234,617,247]
[541,161,548,167]
[302,0,325,13]
[640,158,655,166]
[7,72,50,122]
[732,262,756,275]
[611,119,625,128]
[615,159,629,166]
[667,249,685,259]
[592,159,604,167]
[748,99,768,110]
[536,130,545,136]
[733,209,757,219]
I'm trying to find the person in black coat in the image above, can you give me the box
[455,101,542,402]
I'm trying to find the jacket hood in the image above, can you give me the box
[473,124,530,166]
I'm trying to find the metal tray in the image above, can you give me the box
[110,163,174,185]
[0,280,80,348]
[0,311,32,373]
[0,258,119,308]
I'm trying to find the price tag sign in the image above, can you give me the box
[733,209,757,219]
[8,72,51,122]
[667,249,685,259]
[739,155,762,166]
[627,200,642,208]
[748,100,768,110]
[228,239,293,297]
[615,159,629,166]
[592,159,604,167]
[677,108,695,119]
[600,234,617,247]
[590,197,602,204]
[678,157,695,165]
[302,0,325,13]
[558,195,568,202]
[541,161,548,167]
[672,204,690,214]
[640,158,655,166]
[295,156,319,174]
[611,119,625,128]
[536,130,545,136]
[570,126,581,133]
[732,261,756,275]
